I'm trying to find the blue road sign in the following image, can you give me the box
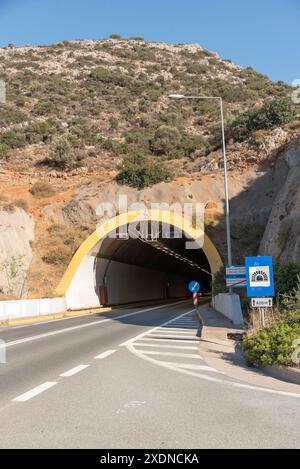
[188,281,200,293]
[245,256,275,298]
[226,266,246,288]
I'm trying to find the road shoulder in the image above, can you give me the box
[197,304,300,395]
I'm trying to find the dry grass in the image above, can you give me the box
[248,306,283,333]
[30,182,56,198]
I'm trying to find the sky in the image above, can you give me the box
[0,0,299,84]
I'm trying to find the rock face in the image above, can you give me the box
[259,135,300,261]
[0,208,34,297]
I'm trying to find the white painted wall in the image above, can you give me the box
[65,255,99,310]
[212,293,244,325]
[64,253,189,310]
[0,297,66,322]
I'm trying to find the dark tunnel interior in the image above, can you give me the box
[95,222,212,306]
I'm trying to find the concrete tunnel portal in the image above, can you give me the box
[55,210,223,310]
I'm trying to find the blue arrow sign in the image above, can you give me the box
[188,281,200,293]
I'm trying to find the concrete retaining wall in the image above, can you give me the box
[212,293,243,326]
[0,297,66,322]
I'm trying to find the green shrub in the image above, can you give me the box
[274,261,300,300]
[0,129,26,148]
[0,106,27,126]
[0,143,10,160]
[128,36,145,41]
[109,34,122,39]
[281,276,300,322]
[212,267,228,295]
[185,62,209,75]
[151,125,181,155]
[42,244,72,265]
[230,98,295,142]
[34,100,56,115]
[90,67,130,87]
[25,119,57,144]
[243,322,300,367]
[45,135,80,169]
[116,156,172,189]
[179,133,208,158]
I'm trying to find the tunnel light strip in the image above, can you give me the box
[137,238,212,276]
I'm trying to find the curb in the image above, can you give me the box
[263,365,300,386]
[0,307,112,327]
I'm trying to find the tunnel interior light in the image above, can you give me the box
[138,237,211,277]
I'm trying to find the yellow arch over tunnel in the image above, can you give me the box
[54,209,223,297]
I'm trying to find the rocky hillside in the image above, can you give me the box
[0,38,299,298]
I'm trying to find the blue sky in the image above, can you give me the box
[0,0,299,84]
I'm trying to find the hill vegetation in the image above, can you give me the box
[0,38,297,188]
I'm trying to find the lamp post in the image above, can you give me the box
[169,94,233,273]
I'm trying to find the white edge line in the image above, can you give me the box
[126,344,300,399]
[12,382,58,402]
[5,300,188,349]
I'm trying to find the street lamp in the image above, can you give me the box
[169,93,233,272]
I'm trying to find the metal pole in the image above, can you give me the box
[219,98,232,269]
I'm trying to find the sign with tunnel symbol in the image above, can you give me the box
[245,256,275,298]
[249,266,270,287]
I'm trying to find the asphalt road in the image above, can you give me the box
[0,300,299,449]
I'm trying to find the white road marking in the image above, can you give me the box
[127,343,300,399]
[120,308,196,346]
[60,364,90,377]
[148,334,198,340]
[139,337,200,343]
[94,350,116,359]
[141,351,203,359]
[5,301,187,349]
[161,362,224,372]
[151,329,196,334]
[134,343,198,350]
[163,362,225,373]
[12,382,58,402]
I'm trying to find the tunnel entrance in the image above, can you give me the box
[96,221,212,306]
[55,210,223,310]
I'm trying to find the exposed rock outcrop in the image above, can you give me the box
[259,135,300,261]
[0,208,34,297]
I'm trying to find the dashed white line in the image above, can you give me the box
[60,364,90,377]
[94,350,116,359]
[12,382,58,402]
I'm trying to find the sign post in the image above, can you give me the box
[245,256,275,328]
[188,281,201,311]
